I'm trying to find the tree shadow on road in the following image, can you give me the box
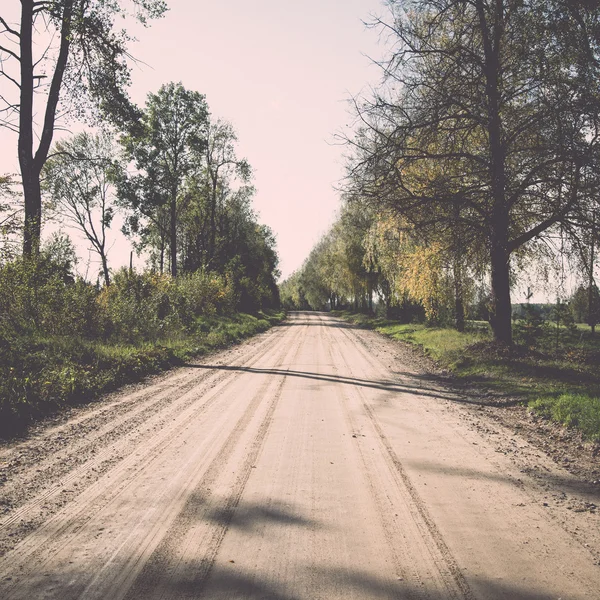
[187,363,461,402]
[203,498,319,532]
[407,458,600,503]
[188,362,526,409]
[16,555,576,600]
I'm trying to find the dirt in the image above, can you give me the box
[0,311,598,599]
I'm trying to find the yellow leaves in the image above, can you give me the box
[365,212,448,320]
[398,243,444,320]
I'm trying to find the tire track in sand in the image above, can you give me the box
[119,321,305,600]
[0,323,301,599]
[319,314,473,599]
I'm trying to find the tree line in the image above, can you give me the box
[283,0,600,344]
[0,1,279,313]
[0,1,282,433]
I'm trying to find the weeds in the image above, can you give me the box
[0,310,285,438]
[530,394,600,441]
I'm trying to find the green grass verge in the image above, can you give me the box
[529,394,600,440]
[0,309,285,439]
[332,310,600,441]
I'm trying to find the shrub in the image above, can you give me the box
[174,271,233,325]
[97,268,234,342]
[530,394,600,440]
[98,269,177,342]
[0,255,101,339]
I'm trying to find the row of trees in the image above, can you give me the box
[1,2,279,312]
[280,199,476,328]
[282,197,598,335]
[285,0,600,343]
[40,83,279,310]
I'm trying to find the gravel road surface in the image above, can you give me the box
[0,311,598,599]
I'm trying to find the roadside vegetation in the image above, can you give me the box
[0,4,282,438]
[0,246,283,437]
[280,1,600,442]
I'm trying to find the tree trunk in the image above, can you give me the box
[477,0,511,343]
[453,259,465,332]
[19,0,37,257]
[22,173,42,257]
[19,0,73,257]
[489,241,512,344]
[209,173,218,262]
[101,252,110,286]
[170,193,177,277]
[589,212,596,336]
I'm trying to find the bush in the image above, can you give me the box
[0,250,283,436]
[98,269,234,342]
[174,271,233,325]
[530,394,600,440]
[0,255,102,339]
[98,269,177,342]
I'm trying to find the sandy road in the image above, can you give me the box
[0,311,599,599]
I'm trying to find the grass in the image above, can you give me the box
[333,310,600,441]
[0,309,285,439]
[332,311,486,362]
[530,394,600,440]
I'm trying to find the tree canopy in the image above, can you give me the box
[336,0,600,343]
[0,0,167,256]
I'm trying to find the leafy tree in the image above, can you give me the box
[570,284,600,330]
[0,174,20,263]
[344,0,600,344]
[0,0,167,257]
[280,270,309,310]
[204,119,251,264]
[179,120,251,273]
[119,82,209,276]
[43,131,118,286]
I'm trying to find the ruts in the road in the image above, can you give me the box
[0,312,598,599]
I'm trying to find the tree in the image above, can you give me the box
[0,174,21,263]
[280,270,309,310]
[177,119,251,273]
[43,131,117,286]
[570,284,600,332]
[119,82,209,276]
[344,0,600,344]
[204,119,251,265]
[0,0,167,257]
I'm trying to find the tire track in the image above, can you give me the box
[0,322,285,497]
[119,320,306,600]
[0,323,302,597]
[320,315,473,599]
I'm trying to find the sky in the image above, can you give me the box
[1,0,386,280]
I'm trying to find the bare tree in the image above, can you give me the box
[44,131,117,286]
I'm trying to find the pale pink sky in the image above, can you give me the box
[128,0,385,279]
[1,0,385,279]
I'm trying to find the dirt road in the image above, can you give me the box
[0,312,599,599]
